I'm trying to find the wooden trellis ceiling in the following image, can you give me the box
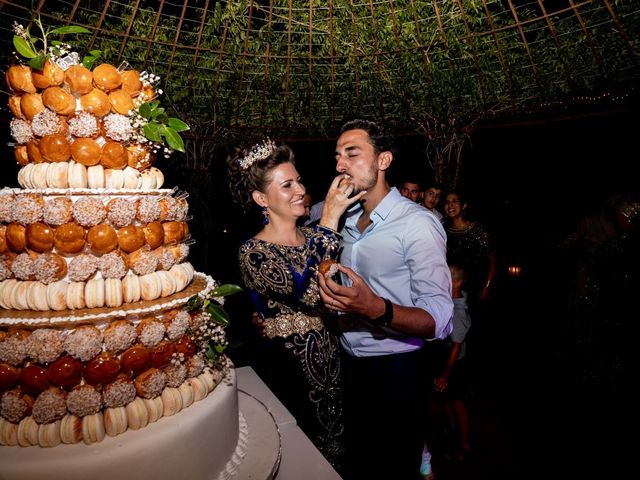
[1,0,638,136]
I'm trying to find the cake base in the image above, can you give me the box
[0,369,283,480]
[0,367,240,480]
[231,391,282,480]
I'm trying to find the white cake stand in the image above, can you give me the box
[226,391,281,480]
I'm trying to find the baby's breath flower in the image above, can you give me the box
[13,22,27,39]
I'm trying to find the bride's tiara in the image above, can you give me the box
[238,139,277,170]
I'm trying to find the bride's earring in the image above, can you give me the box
[261,206,269,224]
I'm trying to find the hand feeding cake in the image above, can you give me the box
[0,26,249,480]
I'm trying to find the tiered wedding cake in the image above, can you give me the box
[0,27,247,480]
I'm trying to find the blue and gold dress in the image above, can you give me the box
[238,225,343,465]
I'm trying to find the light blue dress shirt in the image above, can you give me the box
[339,187,453,357]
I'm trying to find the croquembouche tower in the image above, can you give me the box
[0,21,246,480]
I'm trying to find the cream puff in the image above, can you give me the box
[65,65,93,95]
[72,197,105,227]
[33,253,67,285]
[117,225,145,253]
[43,197,73,227]
[39,133,71,162]
[54,222,86,255]
[87,223,118,254]
[42,86,76,115]
[70,137,101,166]
[106,197,135,228]
[31,59,64,89]
[20,93,44,121]
[108,89,134,115]
[80,88,110,117]
[6,65,36,94]
[99,141,128,169]
[92,64,122,92]
[120,70,142,97]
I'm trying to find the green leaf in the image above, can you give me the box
[164,127,185,152]
[29,53,46,70]
[89,50,102,56]
[13,36,38,59]
[82,54,99,70]
[51,40,62,46]
[49,26,90,35]
[148,101,161,111]
[186,295,204,312]
[206,303,230,327]
[150,107,165,119]
[143,122,163,142]
[138,102,153,119]
[205,344,219,361]
[210,284,242,297]
[168,118,190,132]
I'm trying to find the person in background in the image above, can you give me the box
[432,263,472,462]
[319,119,453,480]
[422,180,444,221]
[399,177,423,203]
[226,139,364,468]
[443,190,496,305]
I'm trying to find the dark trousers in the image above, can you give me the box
[341,349,424,480]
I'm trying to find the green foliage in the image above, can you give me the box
[186,283,242,363]
[82,49,102,69]
[29,0,640,141]
[12,16,95,70]
[137,101,190,153]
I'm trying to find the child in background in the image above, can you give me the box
[433,263,472,460]
[420,263,471,477]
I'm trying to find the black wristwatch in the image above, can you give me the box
[373,297,394,327]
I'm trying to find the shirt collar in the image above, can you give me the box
[344,187,403,230]
[371,187,402,222]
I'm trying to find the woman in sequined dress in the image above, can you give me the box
[443,190,496,306]
[226,140,364,467]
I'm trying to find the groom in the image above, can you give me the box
[319,119,453,479]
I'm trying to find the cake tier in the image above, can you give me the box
[17,162,165,190]
[8,61,161,176]
[0,263,194,312]
[0,188,191,291]
[0,274,227,442]
[0,272,212,327]
[0,366,240,480]
[0,366,225,448]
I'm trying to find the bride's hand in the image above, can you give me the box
[319,175,366,230]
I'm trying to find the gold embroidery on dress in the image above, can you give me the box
[264,313,324,339]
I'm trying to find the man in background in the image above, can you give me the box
[399,177,423,203]
[422,180,444,221]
